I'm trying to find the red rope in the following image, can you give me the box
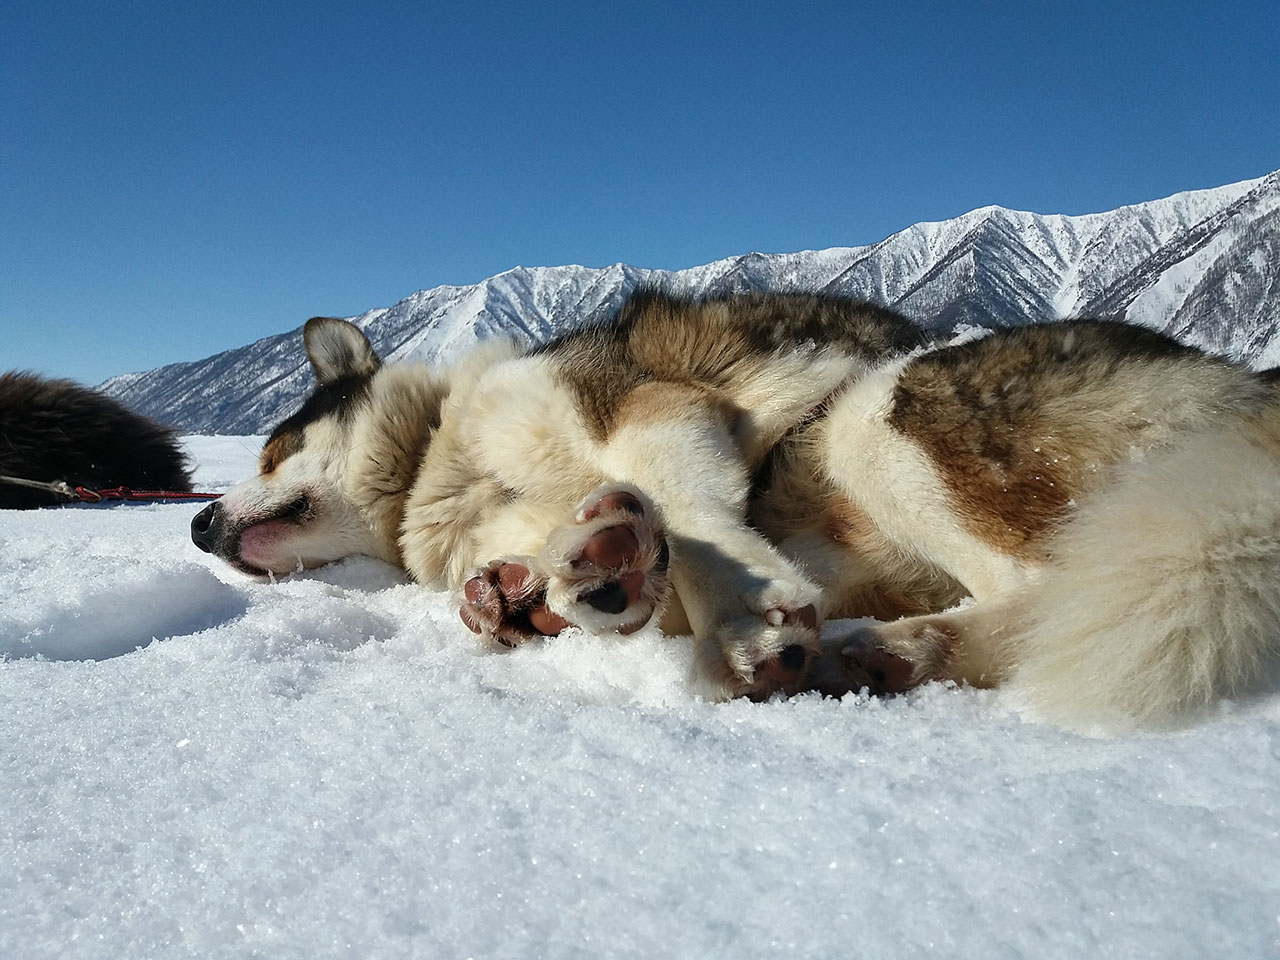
[3,473,222,504]
[71,486,222,503]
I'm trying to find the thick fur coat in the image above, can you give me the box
[192,293,1280,730]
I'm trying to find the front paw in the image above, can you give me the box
[538,483,672,636]
[459,557,570,648]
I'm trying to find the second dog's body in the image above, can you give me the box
[0,371,192,509]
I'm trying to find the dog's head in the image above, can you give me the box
[192,317,409,576]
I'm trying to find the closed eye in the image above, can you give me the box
[281,495,311,520]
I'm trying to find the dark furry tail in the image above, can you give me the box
[0,372,191,509]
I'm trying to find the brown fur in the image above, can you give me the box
[348,367,449,566]
[258,431,301,477]
[543,291,927,442]
[885,321,1271,559]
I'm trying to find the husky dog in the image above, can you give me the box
[191,293,1280,729]
[0,371,192,509]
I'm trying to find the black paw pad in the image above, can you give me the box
[582,581,629,615]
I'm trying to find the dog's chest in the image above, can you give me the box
[465,357,602,501]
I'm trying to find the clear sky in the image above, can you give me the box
[3,1,1277,384]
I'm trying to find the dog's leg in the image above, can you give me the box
[813,598,1019,697]
[598,384,824,700]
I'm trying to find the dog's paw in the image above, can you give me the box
[696,587,824,702]
[538,483,672,636]
[815,617,955,696]
[459,557,570,648]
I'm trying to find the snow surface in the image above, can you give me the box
[3,437,1280,959]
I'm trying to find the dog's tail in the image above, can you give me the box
[1005,418,1280,730]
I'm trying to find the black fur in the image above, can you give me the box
[266,373,374,447]
[0,372,192,509]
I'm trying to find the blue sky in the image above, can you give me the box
[3,1,1277,385]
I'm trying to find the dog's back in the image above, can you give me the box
[537,290,930,461]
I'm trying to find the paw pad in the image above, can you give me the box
[542,483,672,636]
[459,560,569,648]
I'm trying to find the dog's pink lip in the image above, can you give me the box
[231,515,304,576]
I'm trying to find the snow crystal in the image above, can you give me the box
[1,438,1278,959]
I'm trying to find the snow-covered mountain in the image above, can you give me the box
[103,170,1280,434]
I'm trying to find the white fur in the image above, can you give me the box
[822,360,1035,598]
[466,355,601,504]
[1004,426,1280,730]
[602,415,822,697]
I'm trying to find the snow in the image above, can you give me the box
[1125,230,1238,333]
[3,437,1279,959]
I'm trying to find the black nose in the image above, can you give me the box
[191,501,223,553]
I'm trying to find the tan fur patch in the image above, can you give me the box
[614,380,737,431]
[823,496,968,621]
[258,431,300,476]
[885,321,1276,559]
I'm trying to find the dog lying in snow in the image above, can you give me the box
[191,292,1280,729]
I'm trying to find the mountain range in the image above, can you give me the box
[102,170,1280,435]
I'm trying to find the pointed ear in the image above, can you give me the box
[303,317,382,383]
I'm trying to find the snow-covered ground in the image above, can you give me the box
[3,437,1279,959]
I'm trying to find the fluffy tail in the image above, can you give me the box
[1005,422,1280,730]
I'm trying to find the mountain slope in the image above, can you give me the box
[103,171,1280,434]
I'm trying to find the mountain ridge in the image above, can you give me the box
[102,171,1280,434]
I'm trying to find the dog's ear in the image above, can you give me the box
[303,317,382,384]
